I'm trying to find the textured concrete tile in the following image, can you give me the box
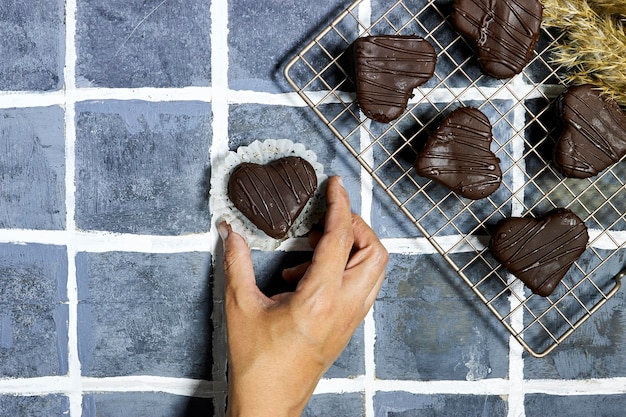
[375,392,508,417]
[228,0,352,92]
[0,0,65,91]
[76,0,211,88]
[250,249,365,378]
[524,249,626,379]
[303,393,365,417]
[0,395,70,417]
[74,100,212,235]
[76,251,213,379]
[250,250,311,297]
[374,253,508,381]
[525,394,626,417]
[228,103,362,213]
[0,243,68,378]
[82,393,214,417]
[0,106,65,230]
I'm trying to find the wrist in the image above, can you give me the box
[226,371,314,417]
[226,394,304,417]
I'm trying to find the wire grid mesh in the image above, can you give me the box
[284,0,625,358]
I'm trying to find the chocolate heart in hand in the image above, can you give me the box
[355,35,436,123]
[416,107,502,200]
[228,156,318,239]
[451,0,543,79]
[555,84,626,178]
[490,209,588,297]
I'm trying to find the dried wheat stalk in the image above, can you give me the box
[541,0,626,106]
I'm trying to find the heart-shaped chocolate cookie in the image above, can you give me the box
[490,209,588,297]
[228,156,318,239]
[354,35,436,123]
[555,84,626,178]
[451,0,543,79]
[415,107,502,200]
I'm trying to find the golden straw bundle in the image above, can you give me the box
[541,0,626,106]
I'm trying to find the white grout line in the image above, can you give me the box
[2,375,626,397]
[0,376,226,397]
[0,82,564,110]
[356,2,377,417]
[0,229,213,252]
[507,75,531,417]
[81,376,227,397]
[0,91,65,108]
[209,0,231,415]
[63,0,82,416]
[2,229,623,253]
[314,377,367,395]
[361,112,378,417]
[523,378,626,395]
[0,88,309,108]
[375,378,511,395]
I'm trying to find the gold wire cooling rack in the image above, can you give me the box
[284,0,625,358]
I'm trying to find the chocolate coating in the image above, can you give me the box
[354,35,436,123]
[555,84,626,178]
[490,209,588,297]
[416,107,502,200]
[228,156,317,239]
[451,0,543,79]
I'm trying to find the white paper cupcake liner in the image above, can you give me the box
[211,139,328,250]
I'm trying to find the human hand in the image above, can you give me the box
[219,176,388,417]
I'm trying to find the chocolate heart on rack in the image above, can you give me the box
[555,84,626,178]
[354,35,436,123]
[415,107,502,200]
[228,156,318,239]
[490,209,589,297]
[451,0,543,79]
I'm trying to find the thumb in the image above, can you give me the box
[218,222,262,306]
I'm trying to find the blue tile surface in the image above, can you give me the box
[525,394,626,417]
[2,0,626,415]
[75,100,212,235]
[228,0,352,92]
[228,103,362,213]
[0,0,65,91]
[76,251,212,379]
[76,0,211,88]
[0,395,70,417]
[82,393,214,417]
[375,392,508,417]
[374,253,508,381]
[0,243,68,378]
[0,106,66,230]
[524,252,626,379]
[303,393,365,417]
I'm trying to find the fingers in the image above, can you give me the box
[219,221,266,309]
[342,214,389,312]
[298,176,354,294]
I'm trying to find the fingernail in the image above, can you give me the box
[336,176,345,188]
[217,221,230,242]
